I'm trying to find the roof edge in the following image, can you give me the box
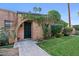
[0,8,16,13]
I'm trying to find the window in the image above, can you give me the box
[4,20,12,29]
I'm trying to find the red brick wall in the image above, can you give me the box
[0,9,17,29]
[0,9,17,44]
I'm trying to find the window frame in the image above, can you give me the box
[4,20,12,29]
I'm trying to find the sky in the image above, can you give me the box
[0,3,79,25]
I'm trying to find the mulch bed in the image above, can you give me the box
[0,48,19,56]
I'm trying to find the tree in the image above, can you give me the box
[47,10,61,37]
[33,7,42,13]
[48,10,61,24]
[33,7,38,13]
[68,3,71,27]
[57,19,68,27]
[38,7,42,13]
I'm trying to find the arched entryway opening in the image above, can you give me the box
[15,19,32,41]
[15,19,44,42]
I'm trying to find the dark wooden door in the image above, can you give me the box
[24,22,31,38]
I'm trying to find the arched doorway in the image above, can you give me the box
[24,21,32,38]
[16,20,32,41]
[15,19,44,42]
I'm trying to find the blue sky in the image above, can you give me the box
[0,3,79,25]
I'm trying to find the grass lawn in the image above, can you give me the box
[38,35,79,56]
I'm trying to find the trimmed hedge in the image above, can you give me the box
[51,24,63,37]
[62,27,73,36]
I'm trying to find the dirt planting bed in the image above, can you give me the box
[0,48,19,56]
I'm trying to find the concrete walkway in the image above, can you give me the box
[14,40,50,56]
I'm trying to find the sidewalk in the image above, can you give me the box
[14,40,50,56]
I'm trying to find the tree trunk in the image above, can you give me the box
[68,3,71,27]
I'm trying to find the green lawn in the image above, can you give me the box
[38,35,79,56]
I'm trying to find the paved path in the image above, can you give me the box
[14,40,50,56]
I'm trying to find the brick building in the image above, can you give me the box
[0,9,17,44]
[0,9,44,44]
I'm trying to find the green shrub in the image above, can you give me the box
[62,27,73,36]
[0,30,8,46]
[51,24,63,36]
[57,20,68,27]
[54,33,64,38]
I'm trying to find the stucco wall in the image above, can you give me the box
[32,22,44,40]
[17,25,24,40]
[17,21,44,41]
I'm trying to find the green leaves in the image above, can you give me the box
[20,12,45,25]
[51,24,63,35]
[33,7,42,13]
[0,28,8,46]
[48,10,61,23]
[57,20,68,27]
